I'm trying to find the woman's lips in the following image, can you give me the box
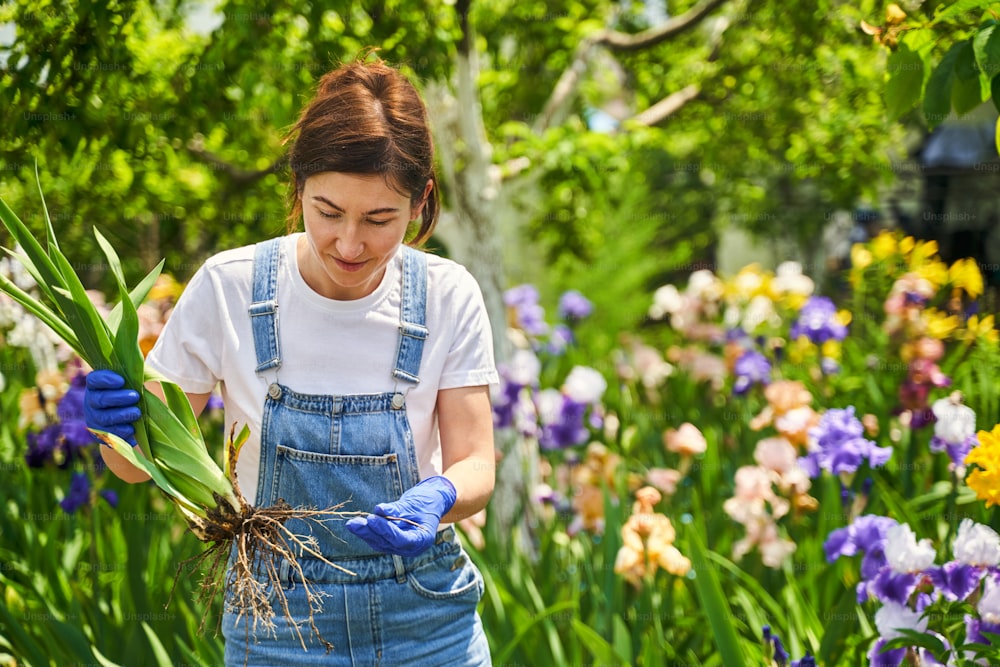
[333,257,367,272]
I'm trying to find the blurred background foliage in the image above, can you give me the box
[1,0,932,325]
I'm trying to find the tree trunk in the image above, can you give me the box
[424,46,541,555]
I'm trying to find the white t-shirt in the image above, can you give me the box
[146,233,498,504]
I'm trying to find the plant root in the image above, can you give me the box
[169,498,359,664]
[167,426,362,663]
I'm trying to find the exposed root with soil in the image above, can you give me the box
[164,425,361,661]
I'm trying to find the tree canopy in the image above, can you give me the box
[1,0,929,284]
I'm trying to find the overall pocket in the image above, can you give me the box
[407,549,485,602]
[272,445,405,558]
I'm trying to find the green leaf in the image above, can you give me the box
[106,259,165,334]
[924,42,965,128]
[874,471,922,527]
[688,524,748,667]
[91,644,125,667]
[818,588,861,665]
[159,379,203,441]
[882,628,948,657]
[34,162,61,258]
[93,226,127,287]
[47,248,116,366]
[974,24,1000,82]
[96,430,205,516]
[492,600,578,666]
[611,614,632,665]
[140,418,232,509]
[571,619,628,666]
[143,394,229,489]
[885,44,925,121]
[931,0,997,25]
[140,621,174,667]
[952,72,987,115]
[106,245,145,395]
[956,40,982,82]
[48,616,99,662]
[0,598,51,667]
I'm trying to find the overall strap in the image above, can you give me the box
[249,238,283,373]
[392,246,428,384]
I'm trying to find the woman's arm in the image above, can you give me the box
[100,384,212,483]
[436,385,496,523]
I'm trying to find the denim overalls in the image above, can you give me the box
[221,238,491,666]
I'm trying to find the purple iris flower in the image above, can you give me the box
[492,379,522,430]
[539,397,589,450]
[205,393,225,411]
[867,639,906,667]
[732,349,771,395]
[504,284,539,308]
[929,434,978,470]
[505,284,549,336]
[762,626,788,666]
[927,562,982,602]
[726,327,749,342]
[547,324,574,355]
[842,515,900,587]
[790,296,847,344]
[57,373,87,417]
[60,472,91,513]
[99,489,119,508]
[25,425,63,468]
[557,290,593,321]
[25,373,100,469]
[825,514,898,563]
[800,407,892,478]
[871,569,918,605]
[966,616,1000,645]
[791,655,816,667]
[861,544,891,584]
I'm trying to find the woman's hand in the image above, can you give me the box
[345,476,457,556]
[84,370,142,444]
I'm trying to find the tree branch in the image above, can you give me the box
[596,0,731,51]
[532,36,600,134]
[628,84,701,126]
[185,137,284,185]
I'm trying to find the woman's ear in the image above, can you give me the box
[410,179,434,219]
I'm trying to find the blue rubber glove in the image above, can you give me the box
[84,370,142,446]
[346,476,457,557]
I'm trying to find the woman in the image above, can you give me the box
[85,58,497,666]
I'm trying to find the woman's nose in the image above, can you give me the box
[336,222,364,260]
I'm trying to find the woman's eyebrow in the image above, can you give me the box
[311,195,400,215]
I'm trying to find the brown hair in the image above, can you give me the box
[284,57,439,246]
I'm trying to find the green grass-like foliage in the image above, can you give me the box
[0,169,240,524]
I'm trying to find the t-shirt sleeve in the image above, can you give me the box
[438,266,499,391]
[145,263,225,394]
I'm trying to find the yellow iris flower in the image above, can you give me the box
[949,258,984,299]
[871,232,898,261]
[966,425,1000,508]
[960,314,999,345]
[923,308,960,339]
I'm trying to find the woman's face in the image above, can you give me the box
[298,172,429,300]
